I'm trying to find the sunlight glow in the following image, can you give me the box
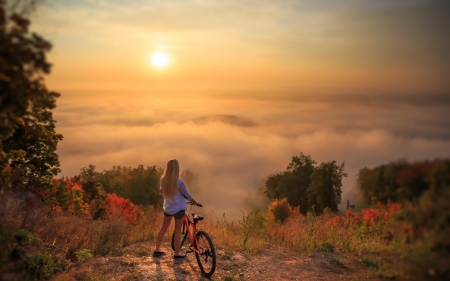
[150,52,170,69]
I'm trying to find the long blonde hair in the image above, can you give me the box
[160,159,180,198]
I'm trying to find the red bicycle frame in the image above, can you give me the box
[181,213,201,253]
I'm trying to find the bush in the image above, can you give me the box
[13,229,41,245]
[105,193,141,223]
[20,251,65,280]
[269,198,293,223]
[75,249,93,262]
[318,241,335,253]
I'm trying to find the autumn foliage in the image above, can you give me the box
[268,198,294,223]
[357,159,449,204]
[105,193,141,223]
[45,176,142,223]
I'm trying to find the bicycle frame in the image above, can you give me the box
[181,213,201,254]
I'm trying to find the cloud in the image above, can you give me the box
[192,115,257,127]
[53,91,450,218]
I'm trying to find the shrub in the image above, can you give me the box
[20,251,65,280]
[13,229,41,245]
[75,249,93,262]
[269,198,293,223]
[318,241,335,253]
[105,193,141,223]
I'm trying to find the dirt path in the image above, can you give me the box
[53,242,383,281]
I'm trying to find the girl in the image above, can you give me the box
[154,159,199,259]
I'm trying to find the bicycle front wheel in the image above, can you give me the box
[195,231,216,277]
[171,230,188,251]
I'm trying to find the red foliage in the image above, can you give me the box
[63,178,82,191]
[30,188,45,199]
[326,216,341,227]
[105,193,140,223]
[362,208,378,225]
[375,201,402,222]
[345,209,362,226]
[72,182,82,190]
[52,203,62,213]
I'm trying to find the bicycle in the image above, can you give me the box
[171,201,216,277]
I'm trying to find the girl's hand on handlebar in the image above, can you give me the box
[190,199,202,207]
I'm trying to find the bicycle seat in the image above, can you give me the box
[192,213,204,223]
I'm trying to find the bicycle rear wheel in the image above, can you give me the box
[171,230,188,251]
[195,231,216,277]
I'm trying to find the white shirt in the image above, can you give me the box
[160,178,193,215]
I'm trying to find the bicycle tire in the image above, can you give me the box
[194,230,216,277]
[171,230,188,251]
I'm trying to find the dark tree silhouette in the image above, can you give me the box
[0,0,62,190]
[264,152,346,215]
[78,164,163,207]
[265,153,316,214]
[357,159,448,204]
[307,160,347,213]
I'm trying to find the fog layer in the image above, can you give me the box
[54,91,450,217]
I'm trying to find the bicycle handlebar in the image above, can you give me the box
[187,201,203,207]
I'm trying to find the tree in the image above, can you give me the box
[80,164,104,201]
[286,153,316,214]
[307,160,347,213]
[264,153,345,215]
[4,106,62,190]
[265,153,315,214]
[0,0,62,190]
[125,165,162,206]
[78,164,163,207]
[264,172,287,200]
[357,159,449,204]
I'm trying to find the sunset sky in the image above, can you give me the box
[25,0,450,215]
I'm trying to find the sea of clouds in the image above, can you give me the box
[53,91,450,218]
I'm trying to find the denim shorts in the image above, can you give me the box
[164,209,185,219]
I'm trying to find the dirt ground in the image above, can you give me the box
[53,241,386,281]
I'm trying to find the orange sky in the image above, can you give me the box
[31,0,449,93]
[23,0,450,215]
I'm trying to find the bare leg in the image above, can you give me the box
[155,215,172,252]
[173,217,184,256]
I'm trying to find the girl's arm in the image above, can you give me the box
[179,179,193,200]
[179,179,201,205]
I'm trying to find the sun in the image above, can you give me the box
[150,52,170,69]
